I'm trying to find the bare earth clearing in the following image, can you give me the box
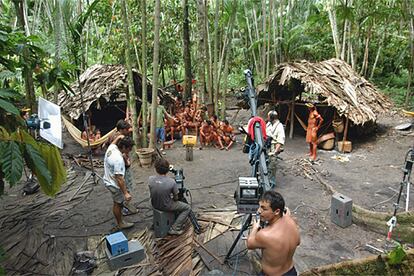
[0,110,413,275]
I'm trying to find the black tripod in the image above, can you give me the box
[386,145,413,241]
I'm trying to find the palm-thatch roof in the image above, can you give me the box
[58,64,173,120]
[256,58,393,125]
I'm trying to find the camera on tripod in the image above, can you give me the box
[169,165,201,234]
[169,166,186,201]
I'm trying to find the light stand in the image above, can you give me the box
[386,145,413,242]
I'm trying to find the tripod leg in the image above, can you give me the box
[69,171,93,201]
[225,214,252,262]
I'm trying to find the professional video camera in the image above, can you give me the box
[169,166,201,234]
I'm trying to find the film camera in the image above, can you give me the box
[169,166,201,234]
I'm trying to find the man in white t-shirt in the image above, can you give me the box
[104,136,135,229]
[266,111,285,187]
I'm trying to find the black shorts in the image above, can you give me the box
[258,266,297,276]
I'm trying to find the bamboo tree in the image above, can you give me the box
[261,0,267,77]
[221,49,229,120]
[266,0,273,76]
[360,22,373,77]
[197,0,206,104]
[244,2,260,75]
[141,0,148,147]
[182,0,192,102]
[149,0,161,148]
[279,0,284,63]
[53,0,63,103]
[204,0,213,106]
[327,0,341,59]
[13,0,36,113]
[212,0,220,115]
[120,0,139,148]
[405,0,414,108]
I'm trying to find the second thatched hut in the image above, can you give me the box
[255,59,393,145]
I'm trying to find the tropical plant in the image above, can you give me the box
[0,22,66,197]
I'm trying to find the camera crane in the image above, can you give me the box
[225,69,271,262]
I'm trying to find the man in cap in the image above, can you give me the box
[266,110,285,187]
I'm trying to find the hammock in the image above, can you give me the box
[62,116,117,148]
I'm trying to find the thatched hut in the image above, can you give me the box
[57,64,173,133]
[255,58,393,140]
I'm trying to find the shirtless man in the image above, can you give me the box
[247,191,300,276]
[199,120,214,147]
[219,119,235,150]
[305,103,323,161]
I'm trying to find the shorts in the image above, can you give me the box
[156,127,165,142]
[106,185,124,204]
[258,266,297,276]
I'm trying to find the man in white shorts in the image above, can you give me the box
[104,136,135,229]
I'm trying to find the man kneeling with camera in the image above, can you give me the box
[149,158,191,235]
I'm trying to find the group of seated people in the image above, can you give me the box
[165,97,236,150]
[81,125,102,142]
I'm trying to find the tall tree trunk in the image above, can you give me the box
[244,3,260,74]
[121,0,139,148]
[182,0,192,102]
[13,0,36,113]
[360,23,373,77]
[273,0,278,66]
[149,0,161,148]
[327,0,341,59]
[370,30,385,79]
[53,0,63,103]
[340,2,349,60]
[261,0,267,78]
[252,7,262,71]
[405,0,414,108]
[197,0,206,104]
[141,0,148,147]
[221,51,229,120]
[204,0,213,105]
[212,0,220,115]
[266,0,273,76]
[279,0,284,63]
[217,0,237,94]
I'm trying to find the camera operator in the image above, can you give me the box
[247,191,300,276]
[149,158,191,235]
[266,111,285,187]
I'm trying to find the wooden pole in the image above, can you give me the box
[341,117,349,153]
[289,97,295,139]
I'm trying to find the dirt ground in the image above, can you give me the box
[1,109,413,275]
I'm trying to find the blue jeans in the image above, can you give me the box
[156,127,165,143]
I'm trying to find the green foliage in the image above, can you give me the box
[24,143,52,185]
[0,141,23,185]
[387,243,407,265]
[0,127,66,196]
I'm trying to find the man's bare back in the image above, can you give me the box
[247,191,300,276]
[259,215,300,275]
